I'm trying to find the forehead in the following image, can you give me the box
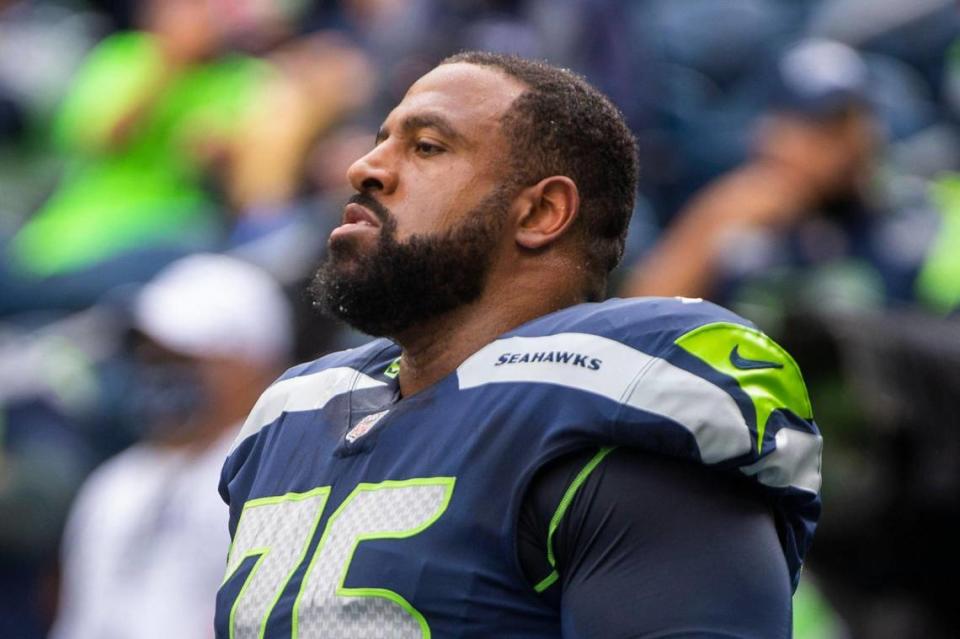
[387,63,527,142]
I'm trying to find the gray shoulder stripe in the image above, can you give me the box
[457,332,752,464]
[740,428,822,494]
[623,357,752,464]
[228,367,387,454]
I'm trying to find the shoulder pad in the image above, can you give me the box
[228,339,397,455]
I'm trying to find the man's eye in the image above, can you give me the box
[415,141,443,156]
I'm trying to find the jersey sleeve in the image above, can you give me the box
[594,298,821,589]
[460,297,821,588]
[518,447,793,638]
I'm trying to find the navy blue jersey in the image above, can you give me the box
[216,297,821,638]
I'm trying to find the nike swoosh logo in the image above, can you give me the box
[729,344,784,370]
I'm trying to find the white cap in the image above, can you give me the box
[133,253,293,365]
[778,39,869,106]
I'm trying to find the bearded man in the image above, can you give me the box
[215,52,821,638]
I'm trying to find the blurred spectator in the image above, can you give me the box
[49,253,291,639]
[0,397,95,639]
[0,0,272,315]
[0,1,377,319]
[0,303,121,639]
[0,0,104,229]
[225,32,375,214]
[622,40,892,315]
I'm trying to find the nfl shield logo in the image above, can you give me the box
[345,410,390,443]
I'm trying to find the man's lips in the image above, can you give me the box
[330,202,381,241]
[342,202,381,227]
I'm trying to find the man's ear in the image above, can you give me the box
[514,176,580,250]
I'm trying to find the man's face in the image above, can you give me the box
[311,63,527,336]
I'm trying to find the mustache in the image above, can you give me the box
[347,193,393,225]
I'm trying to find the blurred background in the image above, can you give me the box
[1,0,958,637]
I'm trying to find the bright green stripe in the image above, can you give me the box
[675,321,811,453]
[533,446,616,593]
[384,357,401,379]
[533,570,559,594]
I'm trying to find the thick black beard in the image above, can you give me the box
[310,188,510,337]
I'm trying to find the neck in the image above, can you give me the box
[393,274,584,397]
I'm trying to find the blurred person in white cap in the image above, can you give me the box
[50,253,292,639]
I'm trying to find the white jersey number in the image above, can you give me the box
[222,478,455,639]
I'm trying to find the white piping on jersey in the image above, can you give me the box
[457,331,824,495]
[741,428,822,494]
[228,367,387,455]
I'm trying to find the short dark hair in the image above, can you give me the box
[441,51,638,293]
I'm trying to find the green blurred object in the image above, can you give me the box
[8,32,269,278]
[916,173,960,314]
[793,577,845,639]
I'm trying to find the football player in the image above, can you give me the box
[216,52,821,638]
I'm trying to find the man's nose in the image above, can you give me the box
[347,146,398,194]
